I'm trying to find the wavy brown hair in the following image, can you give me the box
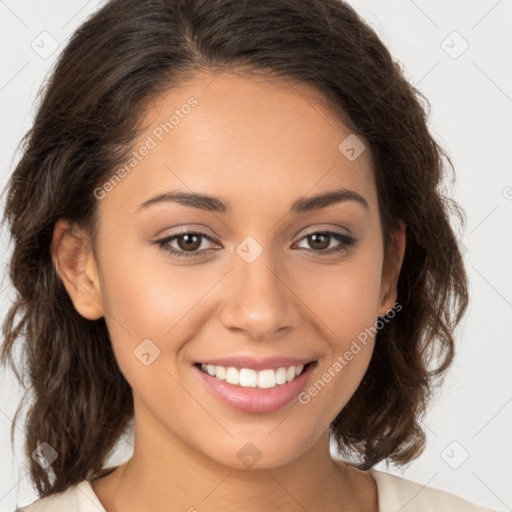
[1,0,468,497]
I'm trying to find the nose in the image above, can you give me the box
[217,246,301,341]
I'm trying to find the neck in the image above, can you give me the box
[93,403,374,512]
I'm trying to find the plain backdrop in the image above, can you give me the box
[1,1,511,511]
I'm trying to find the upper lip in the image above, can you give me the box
[196,356,314,371]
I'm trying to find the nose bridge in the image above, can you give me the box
[218,237,300,340]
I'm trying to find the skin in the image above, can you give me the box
[51,71,406,512]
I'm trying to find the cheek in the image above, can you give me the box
[97,242,223,368]
[292,249,382,408]
[99,225,207,324]
[297,344,373,433]
[297,265,382,421]
[98,222,382,378]
[295,249,383,344]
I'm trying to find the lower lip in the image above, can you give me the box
[194,363,315,414]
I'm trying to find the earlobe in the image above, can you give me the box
[51,219,104,320]
[379,220,406,316]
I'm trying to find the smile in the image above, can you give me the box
[199,363,305,389]
[194,357,316,413]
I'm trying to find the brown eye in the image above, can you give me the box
[306,233,331,250]
[294,231,357,255]
[156,232,218,258]
[176,233,202,251]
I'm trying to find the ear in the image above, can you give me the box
[51,219,104,320]
[378,219,406,317]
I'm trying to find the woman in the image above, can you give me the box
[1,0,497,510]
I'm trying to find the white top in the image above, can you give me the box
[16,469,498,511]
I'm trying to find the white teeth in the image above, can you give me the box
[225,367,240,385]
[258,369,276,389]
[239,369,258,387]
[275,367,287,385]
[199,363,306,389]
[215,365,226,380]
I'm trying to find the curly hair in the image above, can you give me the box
[1,0,468,497]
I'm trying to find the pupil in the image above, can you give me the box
[178,234,200,251]
[309,233,329,250]
[175,233,332,252]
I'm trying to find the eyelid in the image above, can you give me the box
[157,230,219,247]
[163,228,353,243]
[155,225,357,259]
[155,231,220,260]
[293,229,356,249]
[293,224,353,242]
[158,224,218,238]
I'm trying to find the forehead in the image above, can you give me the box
[98,71,378,219]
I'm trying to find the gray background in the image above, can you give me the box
[1,0,511,510]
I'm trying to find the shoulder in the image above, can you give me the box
[369,469,498,512]
[15,480,105,512]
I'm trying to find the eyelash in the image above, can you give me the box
[155,230,357,259]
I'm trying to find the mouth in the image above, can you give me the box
[193,359,316,414]
[196,362,309,390]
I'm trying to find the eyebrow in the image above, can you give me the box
[137,187,369,214]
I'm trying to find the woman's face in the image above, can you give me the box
[56,72,405,469]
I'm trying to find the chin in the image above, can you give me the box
[194,426,321,472]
